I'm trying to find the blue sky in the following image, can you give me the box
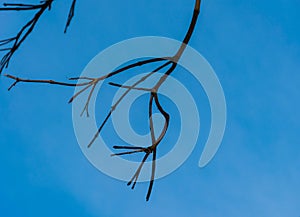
[0,0,300,216]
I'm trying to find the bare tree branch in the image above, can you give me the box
[1,0,202,201]
[64,0,77,33]
[0,0,79,74]
[0,0,54,74]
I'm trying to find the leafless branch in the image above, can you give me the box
[64,0,77,33]
[0,0,79,74]
[0,0,54,74]
[2,0,202,201]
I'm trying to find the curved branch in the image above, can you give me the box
[2,0,203,201]
[0,0,80,74]
[0,0,54,74]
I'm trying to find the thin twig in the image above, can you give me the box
[64,0,77,33]
[87,60,173,149]
[0,0,54,74]
[4,74,85,91]
[108,82,152,92]
[0,2,46,11]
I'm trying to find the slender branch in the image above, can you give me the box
[174,0,201,60]
[0,0,54,74]
[0,2,47,11]
[113,145,146,150]
[106,0,202,199]
[2,0,202,201]
[146,148,156,201]
[128,152,150,190]
[87,60,173,148]
[64,0,77,33]
[80,83,96,117]
[111,149,145,157]
[68,83,93,103]
[4,74,83,91]
[108,82,152,92]
[87,111,112,148]
[4,57,170,121]
[0,0,81,74]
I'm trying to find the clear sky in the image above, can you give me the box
[0,0,300,216]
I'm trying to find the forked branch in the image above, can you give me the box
[0,0,53,74]
[2,0,202,201]
[0,0,78,74]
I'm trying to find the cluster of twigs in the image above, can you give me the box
[0,0,77,74]
[1,0,201,201]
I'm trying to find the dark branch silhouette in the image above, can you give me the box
[2,0,202,201]
[64,0,77,33]
[0,0,77,74]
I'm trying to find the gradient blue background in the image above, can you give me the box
[0,0,299,216]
